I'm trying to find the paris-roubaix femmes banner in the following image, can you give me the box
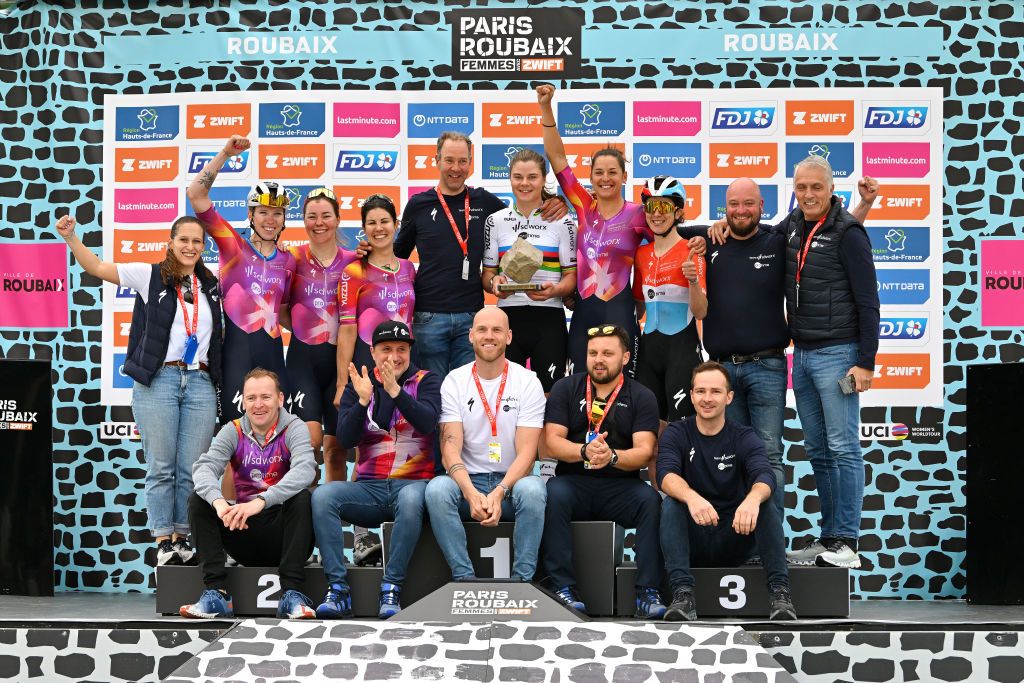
[101,88,943,408]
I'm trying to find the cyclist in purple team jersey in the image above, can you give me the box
[187,135,296,424]
[336,194,416,401]
[282,188,359,483]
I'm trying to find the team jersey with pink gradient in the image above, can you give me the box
[355,370,435,481]
[337,258,416,345]
[286,244,358,345]
[555,166,652,301]
[196,205,295,337]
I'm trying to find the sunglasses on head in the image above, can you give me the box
[644,197,677,215]
[587,325,618,338]
[307,187,337,201]
[364,193,395,206]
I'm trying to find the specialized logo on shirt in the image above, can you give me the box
[467,397,476,411]
[673,388,688,410]
[287,391,306,410]
[688,447,695,462]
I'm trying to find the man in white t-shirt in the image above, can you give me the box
[423,307,547,581]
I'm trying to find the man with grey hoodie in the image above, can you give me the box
[181,368,318,619]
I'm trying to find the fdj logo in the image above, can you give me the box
[712,107,775,129]
[879,317,927,340]
[188,150,249,174]
[865,107,927,129]
[336,150,397,172]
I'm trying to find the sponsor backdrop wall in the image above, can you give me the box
[1,1,1022,597]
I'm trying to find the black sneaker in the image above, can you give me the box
[157,539,182,566]
[172,537,198,566]
[664,587,697,621]
[768,584,797,620]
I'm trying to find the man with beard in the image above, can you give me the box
[541,325,664,618]
[682,176,878,519]
[423,307,548,582]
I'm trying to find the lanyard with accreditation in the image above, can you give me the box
[436,187,472,280]
[584,374,624,469]
[794,214,828,308]
[175,274,200,366]
[472,361,509,463]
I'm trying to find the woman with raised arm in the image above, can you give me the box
[56,213,221,567]
[536,84,652,376]
[186,135,296,423]
[282,188,358,482]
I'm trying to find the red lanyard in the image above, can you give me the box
[436,188,470,259]
[472,361,509,438]
[261,418,279,448]
[174,274,200,338]
[795,214,828,287]
[586,374,624,434]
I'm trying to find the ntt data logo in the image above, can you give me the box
[864,106,927,129]
[408,103,475,138]
[876,269,930,305]
[711,106,776,131]
[633,143,701,178]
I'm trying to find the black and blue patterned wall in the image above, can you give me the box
[0,0,1021,597]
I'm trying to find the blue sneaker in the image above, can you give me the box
[378,582,402,619]
[553,585,586,613]
[179,589,233,619]
[635,586,667,619]
[316,582,353,619]
[276,589,316,619]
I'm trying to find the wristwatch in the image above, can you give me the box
[580,443,591,463]
[255,494,268,507]
[497,483,511,499]
[609,449,619,467]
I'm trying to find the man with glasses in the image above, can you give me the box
[541,324,665,618]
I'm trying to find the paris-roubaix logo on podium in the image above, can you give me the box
[449,8,584,81]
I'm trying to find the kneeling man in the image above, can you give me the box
[424,307,547,582]
[183,368,317,619]
[543,325,666,618]
[657,361,796,621]
[313,321,441,618]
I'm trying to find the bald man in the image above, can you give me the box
[680,176,877,522]
[424,307,547,581]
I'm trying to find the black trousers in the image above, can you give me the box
[188,489,314,592]
[542,475,663,589]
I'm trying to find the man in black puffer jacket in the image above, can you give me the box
[780,155,879,571]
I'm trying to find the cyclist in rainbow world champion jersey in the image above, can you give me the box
[537,84,652,376]
[281,188,359,482]
[483,147,577,393]
[187,135,296,424]
[633,176,708,426]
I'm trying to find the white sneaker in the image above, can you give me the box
[156,539,182,566]
[786,539,826,566]
[815,541,862,569]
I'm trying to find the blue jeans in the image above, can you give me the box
[412,311,475,379]
[131,366,218,537]
[312,479,428,588]
[721,356,787,519]
[791,343,863,541]
[424,473,546,581]
[660,496,789,590]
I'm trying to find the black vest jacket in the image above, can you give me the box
[123,264,223,387]
[784,197,863,344]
